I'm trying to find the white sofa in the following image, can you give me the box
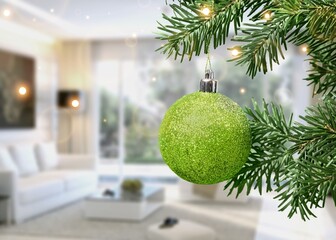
[0,142,98,224]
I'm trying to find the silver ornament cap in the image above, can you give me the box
[200,69,218,93]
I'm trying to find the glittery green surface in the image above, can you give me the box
[159,92,251,185]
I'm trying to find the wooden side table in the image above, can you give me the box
[0,195,11,225]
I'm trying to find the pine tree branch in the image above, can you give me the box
[157,0,336,221]
[224,100,293,196]
[231,0,336,78]
[230,17,291,77]
[157,0,271,61]
[306,1,336,41]
[275,155,336,220]
[225,98,336,220]
[276,96,336,220]
[283,1,336,94]
[159,1,336,91]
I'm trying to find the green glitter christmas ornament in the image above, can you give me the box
[159,70,251,185]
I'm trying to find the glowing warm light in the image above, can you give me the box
[132,33,137,38]
[231,49,240,57]
[3,9,11,17]
[71,99,80,108]
[103,118,107,123]
[18,87,27,96]
[301,46,308,53]
[240,88,246,94]
[264,12,272,20]
[152,77,157,82]
[201,7,210,16]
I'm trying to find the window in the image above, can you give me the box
[94,39,309,174]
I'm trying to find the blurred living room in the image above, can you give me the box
[0,0,335,240]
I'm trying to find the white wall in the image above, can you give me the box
[0,20,57,145]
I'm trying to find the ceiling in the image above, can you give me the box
[0,0,169,40]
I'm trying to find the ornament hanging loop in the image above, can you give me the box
[204,69,214,79]
[200,54,218,93]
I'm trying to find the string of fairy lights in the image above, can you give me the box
[200,6,309,56]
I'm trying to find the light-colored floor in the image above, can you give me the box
[0,236,87,240]
[1,185,335,240]
[255,193,335,240]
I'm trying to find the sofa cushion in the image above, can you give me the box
[18,173,65,205]
[47,170,97,191]
[35,142,59,171]
[10,144,39,177]
[0,147,18,173]
[64,171,97,191]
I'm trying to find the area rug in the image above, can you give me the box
[0,198,262,240]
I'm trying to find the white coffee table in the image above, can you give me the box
[84,186,164,221]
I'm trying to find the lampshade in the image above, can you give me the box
[57,90,83,110]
